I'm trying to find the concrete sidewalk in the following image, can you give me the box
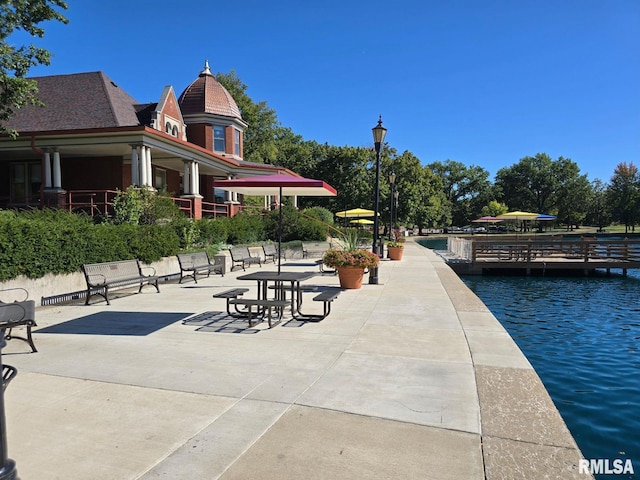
[2,241,588,479]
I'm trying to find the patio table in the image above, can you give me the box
[236,270,318,320]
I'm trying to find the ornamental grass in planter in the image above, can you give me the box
[323,230,379,289]
[387,240,404,261]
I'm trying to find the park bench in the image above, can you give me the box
[262,244,285,263]
[302,241,332,259]
[230,247,262,271]
[82,259,160,305]
[176,251,224,284]
[0,288,37,353]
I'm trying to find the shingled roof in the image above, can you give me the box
[178,62,243,119]
[4,71,142,132]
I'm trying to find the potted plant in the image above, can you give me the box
[322,229,379,289]
[387,240,405,261]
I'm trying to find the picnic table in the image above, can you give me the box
[236,270,340,322]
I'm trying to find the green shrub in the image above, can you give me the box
[112,186,184,225]
[302,206,334,226]
[195,218,228,245]
[227,211,265,244]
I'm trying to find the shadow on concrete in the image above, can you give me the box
[36,311,191,336]
[182,311,261,334]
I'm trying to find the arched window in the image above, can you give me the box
[165,122,171,133]
[172,126,178,137]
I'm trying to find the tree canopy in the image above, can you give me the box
[0,0,68,138]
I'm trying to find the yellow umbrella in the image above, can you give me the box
[350,219,374,225]
[335,208,377,218]
[496,211,539,220]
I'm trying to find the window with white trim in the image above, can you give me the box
[214,125,225,152]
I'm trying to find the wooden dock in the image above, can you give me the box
[442,236,640,275]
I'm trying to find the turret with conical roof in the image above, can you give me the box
[178,61,247,159]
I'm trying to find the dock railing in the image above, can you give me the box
[448,236,640,269]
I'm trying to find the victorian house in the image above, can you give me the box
[0,61,291,218]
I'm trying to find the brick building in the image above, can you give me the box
[0,61,293,218]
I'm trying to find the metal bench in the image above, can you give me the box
[212,288,250,315]
[228,298,288,328]
[0,288,37,353]
[230,247,262,271]
[177,251,224,284]
[302,241,332,259]
[262,244,285,263]
[82,259,160,305]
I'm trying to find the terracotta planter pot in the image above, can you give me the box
[388,246,404,261]
[337,266,365,289]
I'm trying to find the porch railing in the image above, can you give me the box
[65,190,231,219]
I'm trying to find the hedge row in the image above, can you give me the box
[0,206,334,281]
[0,210,180,280]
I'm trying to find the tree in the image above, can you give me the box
[427,159,492,226]
[585,179,611,231]
[608,162,640,233]
[555,173,591,230]
[0,0,68,138]
[480,200,508,217]
[494,153,588,230]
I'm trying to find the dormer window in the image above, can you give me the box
[214,125,225,152]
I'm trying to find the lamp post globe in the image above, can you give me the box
[369,116,387,285]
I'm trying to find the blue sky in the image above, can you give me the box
[14,0,640,183]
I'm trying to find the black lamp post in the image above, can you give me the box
[0,331,18,480]
[394,190,399,232]
[369,116,387,285]
[388,172,396,241]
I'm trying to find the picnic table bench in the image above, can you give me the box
[177,251,224,284]
[228,298,288,328]
[0,287,37,352]
[212,288,286,328]
[292,287,342,322]
[212,288,250,315]
[82,259,160,305]
[230,247,262,271]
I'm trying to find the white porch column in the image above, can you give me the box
[44,151,52,188]
[139,146,148,186]
[52,150,62,189]
[145,147,153,187]
[131,146,139,186]
[183,161,190,194]
[191,162,200,196]
[225,174,232,202]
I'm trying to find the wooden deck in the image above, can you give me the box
[443,236,640,275]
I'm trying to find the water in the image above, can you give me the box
[419,238,640,478]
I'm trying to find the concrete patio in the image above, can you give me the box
[2,240,589,479]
